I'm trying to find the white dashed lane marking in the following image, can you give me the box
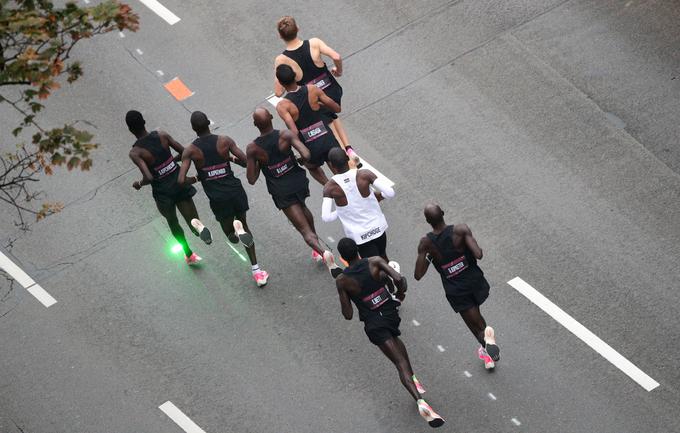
[137,0,181,25]
[511,418,522,426]
[463,370,472,378]
[156,70,165,76]
[159,401,207,433]
[488,392,497,401]
[411,319,420,326]
[508,277,660,391]
[327,236,335,243]
[0,251,57,308]
[136,48,144,55]
[436,345,445,352]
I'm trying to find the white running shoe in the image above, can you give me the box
[232,219,254,247]
[311,249,324,263]
[388,260,400,273]
[191,218,213,245]
[484,326,500,362]
[323,251,343,279]
[417,399,445,428]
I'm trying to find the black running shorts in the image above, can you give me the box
[307,138,340,168]
[152,181,197,215]
[320,85,343,122]
[209,187,249,222]
[446,286,490,313]
[272,185,310,210]
[357,232,387,259]
[364,307,401,346]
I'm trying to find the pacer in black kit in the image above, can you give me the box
[245,107,339,272]
[414,203,500,369]
[126,110,212,266]
[178,111,269,287]
[334,238,445,428]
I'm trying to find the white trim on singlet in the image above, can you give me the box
[332,169,388,245]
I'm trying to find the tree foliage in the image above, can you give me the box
[0,0,138,229]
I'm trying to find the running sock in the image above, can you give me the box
[251,264,260,275]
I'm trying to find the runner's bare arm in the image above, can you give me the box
[314,38,342,77]
[177,147,198,186]
[314,86,341,113]
[457,224,483,259]
[414,237,432,280]
[245,142,261,185]
[281,129,311,162]
[276,100,300,136]
[129,149,153,189]
[222,136,247,167]
[374,258,407,300]
[335,275,354,320]
[158,130,185,162]
[273,55,286,97]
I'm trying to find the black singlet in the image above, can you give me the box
[254,130,307,197]
[343,259,398,322]
[427,225,489,296]
[193,134,243,202]
[133,131,178,182]
[284,86,337,146]
[282,39,340,93]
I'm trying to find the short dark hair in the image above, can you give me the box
[337,237,359,262]
[276,64,296,86]
[190,111,210,133]
[277,16,298,41]
[125,110,145,134]
[328,147,349,169]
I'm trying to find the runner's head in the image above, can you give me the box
[125,110,146,136]
[424,203,445,227]
[327,147,350,174]
[276,64,297,90]
[190,111,210,135]
[338,237,360,263]
[277,16,298,42]
[253,107,273,132]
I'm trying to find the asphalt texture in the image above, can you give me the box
[1,1,680,432]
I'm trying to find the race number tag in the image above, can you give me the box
[154,156,178,179]
[440,256,468,279]
[362,287,390,310]
[300,121,328,143]
[310,72,331,90]
[267,157,294,178]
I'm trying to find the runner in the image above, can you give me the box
[245,107,340,276]
[273,15,360,166]
[414,203,500,369]
[126,110,211,266]
[178,111,269,287]
[275,63,341,185]
[334,237,445,428]
[322,148,395,262]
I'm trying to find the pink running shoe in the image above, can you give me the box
[311,250,324,263]
[253,270,269,287]
[417,399,445,428]
[185,252,202,266]
[412,375,426,394]
[478,346,495,370]
[323,251,343,279]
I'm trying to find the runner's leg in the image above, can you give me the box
[282,203,324,254]
[378,337,421,401]
[305,164,329,185]
[157,202,192,257]
[176,199,200,235]
[222,213,257,266]
[459,305,487,346]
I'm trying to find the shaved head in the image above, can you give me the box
[190,111,210,134]
[424,203,445,226]
[253,107,273,131]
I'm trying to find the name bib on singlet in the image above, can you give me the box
[202,163,230,180]
[300,121,328,143]
[360,226,383,242]
[310,72,331,90]
[362,287,389,310]
[267,157,294,178]
[154,156,177,179]
[441,256,468,279]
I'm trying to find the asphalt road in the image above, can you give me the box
[1,1,679,432]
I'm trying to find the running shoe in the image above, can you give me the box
[185,252,202,266]
[477,346,495,370]
[191,218,213,245]
[253,270,269,287]
[417,399,445,428]
[412,375,426,394]
[232,219,254,247]
[346,147,362,169]
[387,260,400,273]
[484,326,500,362]
[311,249,324,263]
[323,250,343,279]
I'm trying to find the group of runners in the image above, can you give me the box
[125,15,500,428]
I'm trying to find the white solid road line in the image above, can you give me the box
[0,251,57,308]
[159,401,207,433]
[508,277,660,392]
[137,0,181,25]
[265,94,395,187]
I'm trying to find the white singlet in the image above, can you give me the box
[331,169,388,245]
